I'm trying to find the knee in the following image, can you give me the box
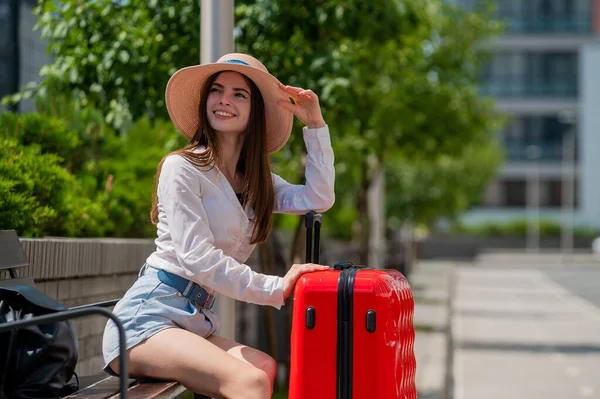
[237,367,271,399]
[258,353,277,385]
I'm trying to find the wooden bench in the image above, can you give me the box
[0,230,209,399]
[63,375,188,398]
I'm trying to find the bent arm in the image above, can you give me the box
[273,125,335,214]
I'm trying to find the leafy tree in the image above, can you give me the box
[4,0,504,250]
[236,0,504,261]
[2,0,201,130]
[386,135,504,229]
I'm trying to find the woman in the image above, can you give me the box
[102,53,335,399]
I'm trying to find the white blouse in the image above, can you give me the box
[146,125,335,309]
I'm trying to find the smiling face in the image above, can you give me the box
[206,71,252,135]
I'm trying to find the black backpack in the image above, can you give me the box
[0,286,79,398]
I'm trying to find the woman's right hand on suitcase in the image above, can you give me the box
[283,263,330,299]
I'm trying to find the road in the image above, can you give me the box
[544,268,600,309]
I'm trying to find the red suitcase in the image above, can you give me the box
[288,213,416,399]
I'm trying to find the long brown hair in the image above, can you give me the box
[150,71,274,244]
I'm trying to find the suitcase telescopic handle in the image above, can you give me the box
[305,211,322,264]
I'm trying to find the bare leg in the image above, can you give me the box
[109,328,274,399]
[207,334,277,390]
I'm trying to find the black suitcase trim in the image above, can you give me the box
[336,267,360,399]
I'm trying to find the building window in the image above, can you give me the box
[480,178,580,208]
[546,179,579,208]
[463,0,592,33]
[0,0,14,105]
[527,52,578,97]
[0,62,9,103]
[0,0,9,100]
[480,51,578,97]
[547,180,562,207]
[500,116,575,162]
[0,2,8,51]
[503,179,527,207]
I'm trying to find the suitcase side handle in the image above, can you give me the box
[305,211,322,264]
[334,261,368,270]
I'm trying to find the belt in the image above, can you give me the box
[156,269,216,310]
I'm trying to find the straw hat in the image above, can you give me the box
[165,53,293,154]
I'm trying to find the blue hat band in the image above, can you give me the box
[221,59,251,66]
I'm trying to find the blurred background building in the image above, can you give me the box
[0,0,50,113]
[456,0,600,229]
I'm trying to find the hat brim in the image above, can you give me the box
[165,63,293,155]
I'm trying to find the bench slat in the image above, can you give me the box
[118,381,187,399]
[64,376,136,399]
[67,376,189,399]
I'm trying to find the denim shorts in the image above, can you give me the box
[102,264,220,374]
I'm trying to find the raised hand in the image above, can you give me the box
[277,83,326,129]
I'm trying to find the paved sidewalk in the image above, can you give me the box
[409,261,456,399]
[453,266,600,399]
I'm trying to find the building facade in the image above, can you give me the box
[0,0,50,113]
[457,0,600,229]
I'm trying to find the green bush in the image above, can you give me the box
[0,138,114,237]
[61,191,114,237]
[452,219,599,239]
[94,117,186,237]
[0,138,69,236]
[0,112,80,168]
[0,107,189,238]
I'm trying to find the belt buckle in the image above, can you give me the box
[198,294,209,309]
[193,285,211,309]
[205,295,214,310]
